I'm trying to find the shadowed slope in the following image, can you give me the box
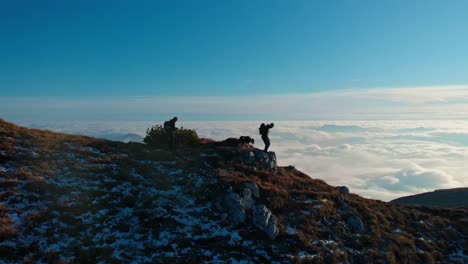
[0,119,467,263]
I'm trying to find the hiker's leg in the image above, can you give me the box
[262,135,270,152]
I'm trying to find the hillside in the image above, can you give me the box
[391,188,468,209]
[0,119,467,263]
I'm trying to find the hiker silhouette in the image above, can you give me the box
[164,117,178,148]
[259,123,274,152]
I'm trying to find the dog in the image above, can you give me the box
[239,136,255,145]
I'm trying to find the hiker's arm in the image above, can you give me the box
[268,123,274,128]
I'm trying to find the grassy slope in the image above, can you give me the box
[0,119,467,263]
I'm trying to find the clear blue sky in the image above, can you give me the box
[1,0,468,99]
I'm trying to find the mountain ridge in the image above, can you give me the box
[0,118,467,263]
[391,188,468,208]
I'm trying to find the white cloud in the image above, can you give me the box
[342,85,468,104]
[19,120,468,202]
[3,85,468,201]
[2,85,468,121]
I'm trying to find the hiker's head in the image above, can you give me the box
[172,117,178,122]
[260,123,265,128]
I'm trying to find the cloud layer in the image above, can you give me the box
[4,85,468,200]
[22,120,468,202]
[3,85,468,121]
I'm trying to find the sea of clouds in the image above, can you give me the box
[23,120,468,202]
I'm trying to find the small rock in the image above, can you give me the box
[223,192,246,225]
[240,150,255,165]
[267,151,277,163]
[254,150,269,161]
[252,204,279,239]
[346,213,365,233]
[265,160,276,170]
[243,188,254,217]
[339,186,349,195]
[244,181,260,199]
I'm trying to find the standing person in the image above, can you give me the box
[164,117,178,148]
[259,122,274,152]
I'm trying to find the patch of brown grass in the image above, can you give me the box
[0,205,17,240]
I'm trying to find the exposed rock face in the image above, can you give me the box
[267,152,277,164]
[244,181,260,199]
[252,204,279,240]
[220,181,279,240]
[254,150,269,162]
[250,150,276,170]
[243,188,254,217]
[346,213,365,233]
[240,151,255,165]
[223,191,246,225]
[337,194,365,233]
[265,160,276,170]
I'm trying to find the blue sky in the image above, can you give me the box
[1,1,468,121]
[2,2,468,197]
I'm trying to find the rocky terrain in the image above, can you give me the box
[391,188,468,209]
[0,119,467,263]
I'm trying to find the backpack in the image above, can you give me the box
[259,124,266,135]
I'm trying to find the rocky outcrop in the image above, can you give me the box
[239,149,277,171]
[243,188,254,217]
[252,204,279,240]
[244,181,260,199]
[254,149,268,161]
[222,191,246,225]
[345,213,365,233]
[240,150,255,165]
[337,190,365,233]
[220,180,279,239]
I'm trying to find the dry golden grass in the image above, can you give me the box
[0,204,16,240]
[0,118,466,263]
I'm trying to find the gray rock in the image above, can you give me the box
[244,181,260,199]
[346,213,365,233]
[265,160,276,170]
[241,151,255,165]
[254,150,269,161]
[243,188,254,217]
[223,192,246,225]
[252,204,279,239]
[339,186,349,194]
[267,151,277,163]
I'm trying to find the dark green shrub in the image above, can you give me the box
[144,125,167,147]
[144,125,199,148]
[174,127,200,147]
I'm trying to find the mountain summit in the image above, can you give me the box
[0,119,467,263]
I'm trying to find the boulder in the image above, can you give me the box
[267,151,277,163]
[243,188,254,217]
[244,181,260,199]
[339,186,349,195]
[240,151,255,165]
[247,151,255,164]
[345,213,365,233]
[254,150,269,162]
[265,160,276,170]
[252,204,279,239]
[223,192,246,225]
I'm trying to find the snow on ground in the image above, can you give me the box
[0,138,275,262]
